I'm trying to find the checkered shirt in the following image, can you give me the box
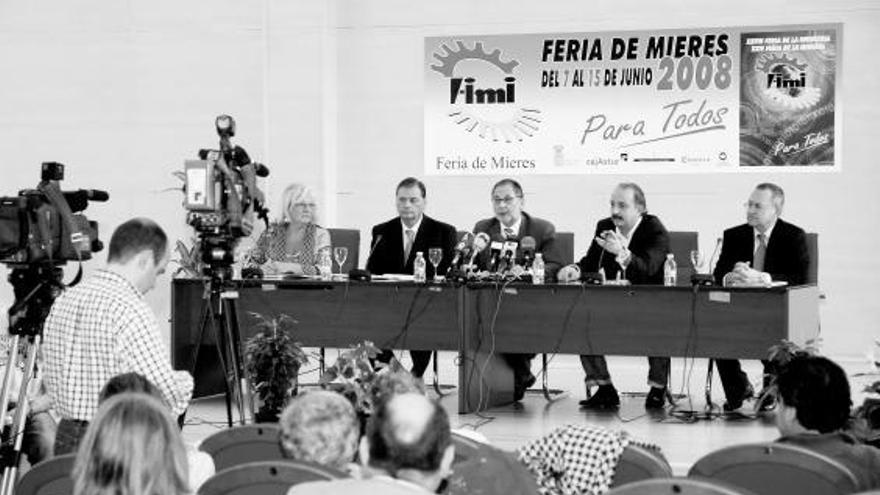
[517,424,660,495]
[43,269,193,420]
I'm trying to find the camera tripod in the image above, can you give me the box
[190,260,253,427]
[0,265,63,495]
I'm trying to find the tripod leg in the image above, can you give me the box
[705,358,716,412]
[0,336,20,439]
[205,293,234,428]
[221,294,251,424]
[0,337,39,495]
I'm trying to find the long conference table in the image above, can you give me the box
[170,278,819,413]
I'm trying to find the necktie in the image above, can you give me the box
[504,226,516,239]
[403,229,415,263]
[754,234,767,272]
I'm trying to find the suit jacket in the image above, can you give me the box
[713,218,809,285]
[576,214,669,284]
[366,215,458,278]
[472,212,563,280]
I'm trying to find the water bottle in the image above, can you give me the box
[414,252,427,283]
[664,253,677,287]
[532,253,545,285]
[318,249,333,280]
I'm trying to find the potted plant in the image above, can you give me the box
[172,238,203,278]
[319,341,404,424]
[244,312,309,422]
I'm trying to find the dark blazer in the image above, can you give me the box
[366,215,458,278]
[576,214,669,284]
[472,212,563,280]
[713,218,809,285]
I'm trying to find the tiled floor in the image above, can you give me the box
[182,351,880,475]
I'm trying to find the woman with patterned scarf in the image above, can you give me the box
[246,183,331,276]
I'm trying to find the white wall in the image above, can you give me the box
[0,0,876,359]
[333,0,880,359]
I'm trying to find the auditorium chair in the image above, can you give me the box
[197,460,346,495]
[199,424,285,471]
[668,231,698,283]
[15,453,76,495]
[610,444,673,488]
[688,443,859,495]
[451,431,484,463]
[606,477,757,495]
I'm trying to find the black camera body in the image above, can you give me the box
[183,115,268,243]
[0,162,106,266]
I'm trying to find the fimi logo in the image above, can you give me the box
[766,71,805,89]
[430,40,541,143]
[450,76,516,104]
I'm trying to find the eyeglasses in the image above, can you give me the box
[293,203,317,209]
[492,196,522,205]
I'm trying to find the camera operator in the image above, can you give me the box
[42,218,193,455]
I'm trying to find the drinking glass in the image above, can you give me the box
[333,246,348,276]
[428,247,443,282]
[690,249,703,273]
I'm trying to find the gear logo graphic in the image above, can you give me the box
[756,54,820,110]
[430,40,542,143]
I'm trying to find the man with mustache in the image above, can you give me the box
[712,183,810,412]
[557,183,671,409]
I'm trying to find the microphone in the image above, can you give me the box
[498,240,518,273]
[251,162,270,177]
[520,236,536,269]
[691,237,722,286]
[349,234,383,282]
[466,232,491,269]
[448,232,474,269]
[488,241,504,272]
[63,189,109,213]
[581,233,608,284]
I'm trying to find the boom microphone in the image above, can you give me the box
[62,189,109,213]
[349,234,383,282]
[691,237,722,286]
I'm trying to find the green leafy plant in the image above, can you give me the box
[244,312,309,422]
[319,341,404,417]
[172,239,203,278]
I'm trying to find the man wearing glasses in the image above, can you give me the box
[472,178,563,401]
[557,183,671,410]
[713,182,810,412]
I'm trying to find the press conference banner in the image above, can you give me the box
[424,24,841,175]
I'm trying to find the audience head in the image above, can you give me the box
[369,371,426,410]
[361,393,453,492]
[281,183,320,225]
[107,218,169,294]
[73,392,189,495]
[491,178,525,226]
[775,354,852,435]
[747,183,785,232]
[395,177,427,227]
[99,372,162,404]
[610,183,646,231]
[279,390,360,470]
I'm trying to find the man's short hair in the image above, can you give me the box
[396,177,426,198]
[279,391,359,470]
[107,218,167,265]
[617,182,647,213]
[776,355,852,433]
[492,178,523,198]
[366,393,450,475]
[755,182,785,214]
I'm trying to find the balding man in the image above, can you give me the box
[287,393,454,495]
[713,183,810,412]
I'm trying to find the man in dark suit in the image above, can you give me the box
[713,182,810,411]
[472,178,563,401]
[557,183,671,409]
[367,177,458,378]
